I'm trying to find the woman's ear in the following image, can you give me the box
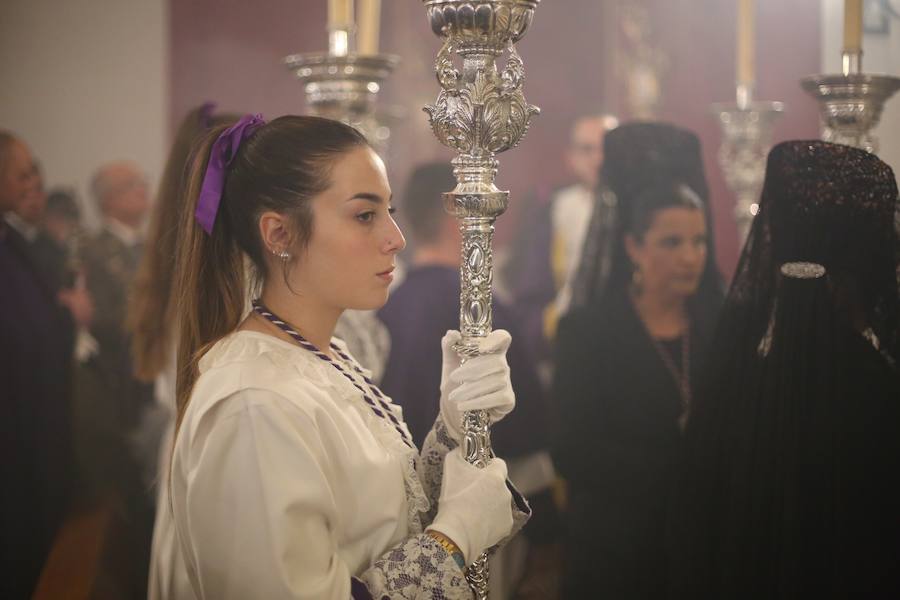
[624,233,644,272]
[258,211,292,255]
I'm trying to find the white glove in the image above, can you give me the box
[439,329,516,442]
[427,448,514,563]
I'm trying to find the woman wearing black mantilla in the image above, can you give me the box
[552,122,724,598]
[670,140,900,599]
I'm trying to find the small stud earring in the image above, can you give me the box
[272,248,290,260]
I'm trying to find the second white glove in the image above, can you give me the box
[427,448,514,563]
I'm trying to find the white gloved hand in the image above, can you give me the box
[427,448,514,563]
[439,329,516,442]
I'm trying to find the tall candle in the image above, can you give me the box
[358,0,381,55]
[736,0,755,86]
[328,0,354,29]
[843,0,863,53]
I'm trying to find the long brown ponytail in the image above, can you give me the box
[127,105,237,382]
[171,115,368,431]
[172,124,246,428]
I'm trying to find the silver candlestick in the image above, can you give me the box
[284,23,400,153]
[711,83,784,242]
[801,50,900,153]
[421,1,540,597]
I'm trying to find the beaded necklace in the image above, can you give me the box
[649,327,691,416]
[252,300,413,449]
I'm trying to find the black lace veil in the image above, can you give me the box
[671,141,900,598]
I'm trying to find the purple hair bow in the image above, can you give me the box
[195,113,266,234]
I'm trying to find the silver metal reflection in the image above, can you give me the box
[711,84,784,243]
[421,1,541,597]
[801,51,900,153]
[284,25,400,154]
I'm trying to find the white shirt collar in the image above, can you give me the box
[103,217,141,247]
[4,213,39,242]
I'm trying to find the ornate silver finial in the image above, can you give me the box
[421,2,541,597]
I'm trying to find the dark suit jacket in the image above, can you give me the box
[80,228,151,431]
[0,221,74,598]
[29,231,69,293]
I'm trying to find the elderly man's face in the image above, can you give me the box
[99,163,150,228]
[0,141,41,213]
[566,117,612,190]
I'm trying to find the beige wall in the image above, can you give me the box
[821,0,900,180]
[0,0,168,227]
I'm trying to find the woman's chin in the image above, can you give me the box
[345,291,390,312]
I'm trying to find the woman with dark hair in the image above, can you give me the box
[168,114,528,599]
[671,141,900,599]
[552,122,723,598]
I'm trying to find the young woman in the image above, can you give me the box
[168,114,528,599]
[553,122,723,599]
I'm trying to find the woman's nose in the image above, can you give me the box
[383,217,407,254]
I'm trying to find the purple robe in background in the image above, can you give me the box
[377,264,549,459]
[502,186,557,365]
[0,221,74,598]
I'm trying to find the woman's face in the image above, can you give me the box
[626,206,708,301]
[291,145,405,311]
[0,141,41,213]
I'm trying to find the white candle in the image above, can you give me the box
[328,0,353,29]
[358,0,381,55]
[736,0,755,86]
[843,0,863,53]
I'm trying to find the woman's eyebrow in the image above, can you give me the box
[347,192,392,204]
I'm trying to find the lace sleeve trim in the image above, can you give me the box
[358,533,472,599]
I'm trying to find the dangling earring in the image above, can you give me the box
[631,267,643,295]
[272,248,290,262]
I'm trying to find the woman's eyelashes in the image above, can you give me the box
[356,206,396,224]
[356,210,376,224]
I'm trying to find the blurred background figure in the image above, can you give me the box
[378,162,561,599]
[552,122,723,599]
[77,158,154,598]
[43,188,82,247]
[672,141,900,599]
[504,114,618,380]
[333,304,392,383]
[4,159,47,242]
[127,102,233,600]
[33,187,84,294]
[0,131,75,599]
